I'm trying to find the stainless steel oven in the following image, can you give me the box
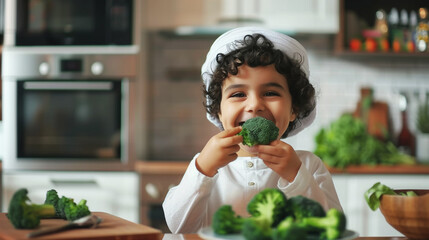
[2,46,138,171]
[5,0,133,46]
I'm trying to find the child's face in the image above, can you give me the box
[218,64,296,153]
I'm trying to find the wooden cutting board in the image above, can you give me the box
[0,212,162,240]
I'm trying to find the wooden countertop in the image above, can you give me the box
[135,161,429,175]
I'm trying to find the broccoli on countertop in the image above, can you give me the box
[210,189,348,240]
[212,205,244,235]
[301,208,347,240]
[64,199,91,221]
[238,117,279,146]
[285,195,326,220]
[8,188,56,229]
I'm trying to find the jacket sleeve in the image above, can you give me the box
[277,151,343,212]
[162,154,216,233]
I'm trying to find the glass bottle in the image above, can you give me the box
[397,93,415,156]
[416,8,429,52]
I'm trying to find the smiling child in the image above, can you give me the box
[162,27,342,234]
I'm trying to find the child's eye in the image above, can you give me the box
[230,92,246,98]
[265,91,280,96]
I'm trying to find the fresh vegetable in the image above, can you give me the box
[238,117,279,146]
[301,208,347,240]
[211,189,347,240]
[64,199,91,221]
[271,216,307,240]
[246,188,288,227]
[314,113,415,168]
[8,188,56,229]
[212,205,244,235]
[44,189,62,218]
[364,182,417,211]
[285,195,326,220]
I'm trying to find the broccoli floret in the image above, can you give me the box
[64,199,91,221]
[242,216,272,240]
[247,188,287,227]
[271,216,308,240]
[212,205,244,235]
[286,195,326,220]
[8,188,56,229]
[57,196,75,219]
[302,208,347,240]
[44,189,62,218]
[238,117,279,146]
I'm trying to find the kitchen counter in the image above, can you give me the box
[135,161,429,175]
[163,234,406,240]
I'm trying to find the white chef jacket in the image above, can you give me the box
[162,150,342,234]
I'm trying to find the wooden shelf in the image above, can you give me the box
[328,164,429,174]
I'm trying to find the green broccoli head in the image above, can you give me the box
[57,196,75,219]
[271,216,308,240]
[238,117,279,146]
[44,189,62,218]
[64,199,91,221]
[246,188,288,227]
[302,208,347,240]
[242,216,272,240]
[286,195,326,220]
[212,205,244,235]
[8,188,56,229]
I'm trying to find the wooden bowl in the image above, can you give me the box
[379,189,429,240]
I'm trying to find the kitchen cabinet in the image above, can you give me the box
[259,0,339,33]
[141,0,338,34]
[333,174,429,237]
[335,0,429,56]
[136,161,187,233]
[2,171,139,223]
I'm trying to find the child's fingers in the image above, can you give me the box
[218,126,242,138]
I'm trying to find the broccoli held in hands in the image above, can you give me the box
[8,188,56,229]
[238,117,279,146]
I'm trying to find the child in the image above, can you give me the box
[162,27,342,234]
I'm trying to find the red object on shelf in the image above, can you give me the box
[365,38,377,52]
[350,38,362,52]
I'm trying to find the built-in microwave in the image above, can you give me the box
[5,0,133,46]
[2,46,138,171]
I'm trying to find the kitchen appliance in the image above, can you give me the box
[4,0,133,46]
[2,46,138,171]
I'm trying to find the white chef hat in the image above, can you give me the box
[201,26,316,137]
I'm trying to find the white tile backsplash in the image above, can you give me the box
[287,47,429,152]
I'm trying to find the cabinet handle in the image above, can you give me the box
[50,179,98,186]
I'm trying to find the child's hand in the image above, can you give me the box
[256,140,302,182]
[196,126,243,177]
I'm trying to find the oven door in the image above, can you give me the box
[14,0,133,46]
[3,79,133,171]
[17,80,122,159]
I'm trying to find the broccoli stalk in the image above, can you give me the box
[271,216,307,240]
[238,117,279,146]
[242,215,273,240]
[301,208,347,240]
[8,188,56,229]
[212,205,244,235]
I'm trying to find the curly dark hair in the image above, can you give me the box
[203,34,315,138]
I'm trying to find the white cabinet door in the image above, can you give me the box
[333,175,429,237]
[259,0,339,33]
[2,171,139,223]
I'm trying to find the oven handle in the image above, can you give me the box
[50,179,99,187]
[23,81,113,91]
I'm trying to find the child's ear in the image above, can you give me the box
[290,109,297,123]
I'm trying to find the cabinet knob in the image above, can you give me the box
[145,183,160,199]
[39,62,50,75]
[91,62,104,75]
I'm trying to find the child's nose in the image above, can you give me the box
[245,95,265,113]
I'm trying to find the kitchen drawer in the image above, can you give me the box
[2,171,139,223]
